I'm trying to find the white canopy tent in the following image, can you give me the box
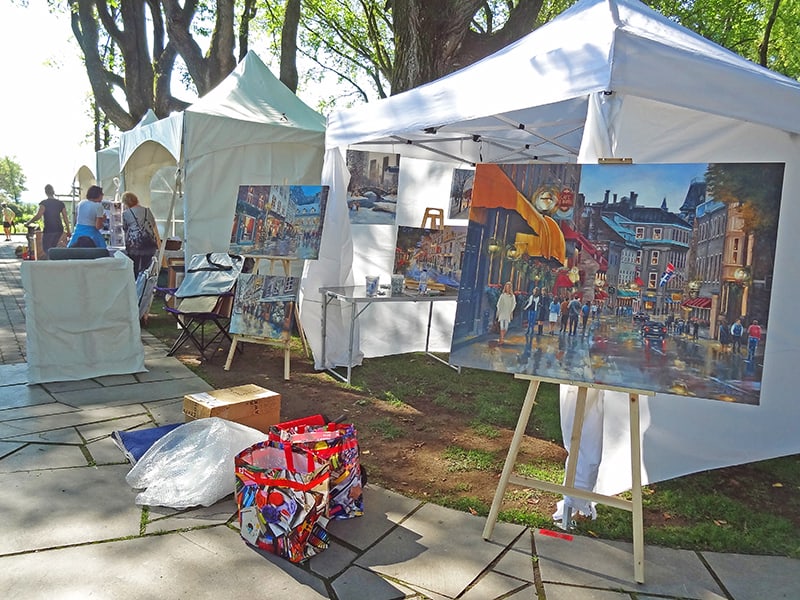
[308,0,800,495]
[96,109,160,202]
[118,52,326,259]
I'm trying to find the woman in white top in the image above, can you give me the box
[67,185,106,248]
[496,281,516,345]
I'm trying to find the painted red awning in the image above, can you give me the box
[554,272,574,289]
[683,297,712,308]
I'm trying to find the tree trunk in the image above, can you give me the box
[758,0,782,67]
[390,0,544,93]
[280,0,301,92]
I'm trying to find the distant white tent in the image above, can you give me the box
[313,0,800,495]
[118,52,326,260]
[96,109,159,202]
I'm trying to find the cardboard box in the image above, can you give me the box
[183,384,281,433]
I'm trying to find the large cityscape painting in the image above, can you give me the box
[229,184,328,261]
[448,162,785,405]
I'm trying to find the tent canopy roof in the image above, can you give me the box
[325,0,800,164]
[120,51,325,171]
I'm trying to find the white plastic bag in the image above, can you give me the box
[125,417,266,509]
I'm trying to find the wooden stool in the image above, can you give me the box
[421,207,444,229]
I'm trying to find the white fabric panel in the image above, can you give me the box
[95,146,120,199]
[22,253,146,384]
[581,95,800,494]
[558,386,604,518]
[122,143,179,208]
[181,142,323,261]
[351,157,460,358]
[301,148,357,369]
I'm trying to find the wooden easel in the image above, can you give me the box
[482,375,652,584]
[223,255,309,378]
[420,207,444,229]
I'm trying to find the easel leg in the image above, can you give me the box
[483,379,540,540]
[629,393,645,583]
[283,342,291,381]
[224,336,240,371]
[294,303,310,357]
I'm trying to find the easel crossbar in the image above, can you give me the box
[508,475,633,512]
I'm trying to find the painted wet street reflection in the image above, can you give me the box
[450,315,761,404]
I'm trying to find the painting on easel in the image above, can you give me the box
[448,162,785,405]
[229,184,328,260]
[345,150,400,226]
[394,226,467,296]
[229,273,299,341]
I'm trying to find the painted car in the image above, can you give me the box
[641,320,668,339]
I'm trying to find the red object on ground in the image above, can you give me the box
[538,528,574,541]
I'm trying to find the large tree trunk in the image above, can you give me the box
[280,0,301,92]
[390,0,544,93]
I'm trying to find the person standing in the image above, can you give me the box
[568,295,582,336]
[746,319,763,362]
[730,318,744,354]
[548,296,560,334]
[559,295,569,334]
[25,184,71,255]
[580,300,591,334]
[68,185,107,249]
[122,191,160,278]
[2,203,15,241]
[522,287,541,347]
[536,287,551,336]
[495,282,516,345]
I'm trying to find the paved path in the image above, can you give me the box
[0,236,797,599]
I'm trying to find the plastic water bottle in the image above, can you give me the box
[418,269,428,295]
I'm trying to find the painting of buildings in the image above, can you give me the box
[394,226,467,295]
[345,150,400,225]
[229,273,299,341]
[229,184,328,261]
[449,168,474,220]
[448,162,784,405]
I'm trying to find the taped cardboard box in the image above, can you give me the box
[183,384,281,433]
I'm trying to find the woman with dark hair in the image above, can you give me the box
[25,184,71,254]
[67,185,107,249]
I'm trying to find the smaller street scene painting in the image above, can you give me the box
[449,168,474,220]
[230,273,298,341]
[394,226,467,296]
[346,150,400,225]
[448,162,785,405]
[229,184,328,260]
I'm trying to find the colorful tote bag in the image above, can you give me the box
[269,415,364,519]
[234,441,330,563]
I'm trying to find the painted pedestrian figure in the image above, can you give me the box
[746,319,762,362]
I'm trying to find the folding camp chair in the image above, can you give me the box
[157,253,245,361]
[160,291,236,360]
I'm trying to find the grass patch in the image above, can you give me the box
[470,421,500,439]
[516,460,564,484]
[432,495,490,516]
[368,417,404,440]
[380,390,407,408]
[442,446,499,472]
